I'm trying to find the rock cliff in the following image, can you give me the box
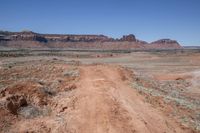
[0,31,182,49]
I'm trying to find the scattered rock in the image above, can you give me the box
[60,106,68,113]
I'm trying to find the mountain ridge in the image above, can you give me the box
[0,31,182,49]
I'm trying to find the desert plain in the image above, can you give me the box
[0,49,200,133]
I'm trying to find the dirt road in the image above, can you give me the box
[63,65,191,133]
[10,64,192,133]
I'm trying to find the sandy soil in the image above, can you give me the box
[1,64,191,133]
[66,65,190,133]
[0,50,200,133]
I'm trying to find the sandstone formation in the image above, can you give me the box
[0,31,182,49]
[151,39,179,44]
[149,39,182,49]
[119,34,136,42]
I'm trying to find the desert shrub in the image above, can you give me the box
[18,105,41,118]
[18,105,51,119]
[40,87,56,96]
[63,69,79,77]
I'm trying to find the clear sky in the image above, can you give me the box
[0,0,200,46]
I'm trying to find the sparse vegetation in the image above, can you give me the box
[0,50,200,132]
[132,73,200,131]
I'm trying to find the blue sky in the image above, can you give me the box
[0,0,200,46]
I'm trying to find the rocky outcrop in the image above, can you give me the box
[120,34,136,42]
[151,39,179,45]
[0,35,10,41]
[0,31,182,49]
[44,34,112,42]
[149,39,182,49]
[0,31,112,42]
[11,32,47,43]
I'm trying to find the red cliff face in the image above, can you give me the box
[0,31,182,49]
[43,34,113,42]
[9,31,47,42]
[0,31,112,42]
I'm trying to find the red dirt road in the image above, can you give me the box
[9,65,192,133]
[63,65,191,133]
